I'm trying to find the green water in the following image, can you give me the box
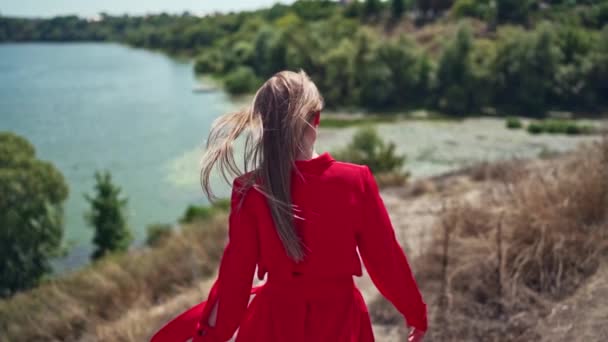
[0,43,235,271]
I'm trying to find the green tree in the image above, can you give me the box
[0,132,68,297]
[436,25,479,115]
[85,171,132,260]
[492,25,562,116]
[321,39,357,107]
[377,36,433,108]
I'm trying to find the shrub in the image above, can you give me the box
[506,116,523,129]
[527,122,544,134]
[145,223,173,247]
[527,120,593,135]
[333,126,407,178]
[180,199,230,224]
[223,66,260,95]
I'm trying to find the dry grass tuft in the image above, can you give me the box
[0,215,228,342]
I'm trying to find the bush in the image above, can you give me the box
[145,223,173,247]
[333,126,407,175]
[528,119,593,135]
[179,199,230,224]
[223,66,260,95]
[505,116,523,129]
[527,122,544,134]
[527,120,593,135]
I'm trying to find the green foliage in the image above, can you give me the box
[0,132,69,297]
[224,66,261,95]
[436,25,483,115]
[452,0,495,20]
[363,0,382,19]
[527,122,544,134]
[85,171,132,260]
[493,24,562,117]
[496,0,533,24]
[194,50,224,75]
[526,119,593,135]
[344,1,363,18]
[506,117,523,129]
[418,0,456,18]
[179,199,230,224]
[252,26,287,78]
[333,126,406,174]
[145,223,173,247]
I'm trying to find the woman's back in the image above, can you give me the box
[249,153,364,281]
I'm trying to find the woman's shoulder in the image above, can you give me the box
[326,159,374,190]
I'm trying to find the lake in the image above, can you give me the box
[0,43,599,272]
[0,43,235,271]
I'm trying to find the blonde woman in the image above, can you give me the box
[152,70,427,342]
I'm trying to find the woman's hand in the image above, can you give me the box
[408,327,425,342]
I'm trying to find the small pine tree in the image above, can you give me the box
[85,171,132,260]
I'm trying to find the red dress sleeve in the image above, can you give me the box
[356,166,428,332]
[193,179,259,342]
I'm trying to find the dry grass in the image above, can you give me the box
[370,139,608,341]
[0,215,228,342]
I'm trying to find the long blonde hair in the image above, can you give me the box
[200,70,324,262]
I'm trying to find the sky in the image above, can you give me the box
[0,0,295,18]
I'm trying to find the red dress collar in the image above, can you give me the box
[294,152,334,174]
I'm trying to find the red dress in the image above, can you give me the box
[151,152,427,342]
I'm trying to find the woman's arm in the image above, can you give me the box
[356,166,428,332]
[194,179,259,341]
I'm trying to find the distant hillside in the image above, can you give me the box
[1,0,607,115]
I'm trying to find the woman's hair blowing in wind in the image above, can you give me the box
[200,70,324,262]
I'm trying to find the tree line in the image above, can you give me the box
[1,0,607,116]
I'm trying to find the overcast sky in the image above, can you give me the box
[0,0,296,18]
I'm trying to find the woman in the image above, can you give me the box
[151,70,427,342]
